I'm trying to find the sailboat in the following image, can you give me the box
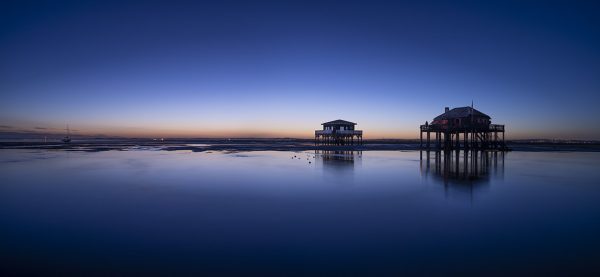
[62,125,71,143]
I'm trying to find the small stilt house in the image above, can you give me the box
[315,119,363,145]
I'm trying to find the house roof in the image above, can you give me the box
[434,107,491,121]
[322,119,357,125]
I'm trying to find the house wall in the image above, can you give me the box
[432,117,490,128]
[323,125,355,131]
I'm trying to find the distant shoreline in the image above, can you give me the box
[1,138,600,153]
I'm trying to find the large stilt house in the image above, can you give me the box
[420,106,506,149]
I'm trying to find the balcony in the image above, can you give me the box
[489,124,505,131]
[420,124,504,132]
[315,130,362,136]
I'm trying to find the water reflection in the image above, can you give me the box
[420,150,505,191]
[2,149,600,275]
[314,150,361,172]
[315,150,361,165]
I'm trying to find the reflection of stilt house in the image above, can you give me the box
[420,150,505,200]
[315,150,362,162]
[315,120,363,145]
[420,106,506,150]
[315,150,362,176]
[420,150,504,185]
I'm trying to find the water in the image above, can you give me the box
[1,149,599,275]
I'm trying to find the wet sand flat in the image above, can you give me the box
[1,149,600,275]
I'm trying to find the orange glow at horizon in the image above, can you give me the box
[4,122,588,140]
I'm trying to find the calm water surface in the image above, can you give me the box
[1,149,600,275]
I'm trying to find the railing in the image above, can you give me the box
[489,124,505,131]
[315,130,362,135]
[420,125,437,131]
[420,124,504,132]
[336,130,362,135]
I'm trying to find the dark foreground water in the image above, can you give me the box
[1,149,599,275]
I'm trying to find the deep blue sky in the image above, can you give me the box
[1,0,599,139]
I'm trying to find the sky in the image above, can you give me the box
[1,0,599,139]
